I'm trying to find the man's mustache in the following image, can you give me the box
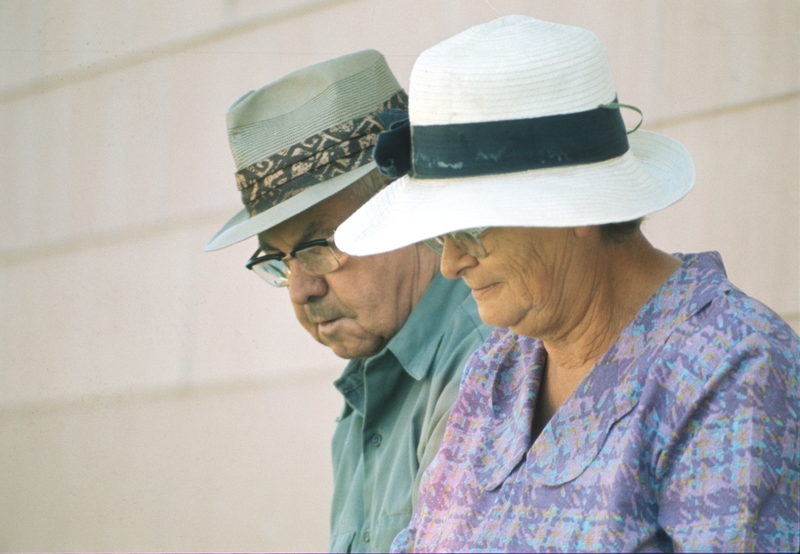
[304,301,356,323]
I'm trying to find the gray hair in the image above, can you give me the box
[599,218,644,243]
[346,168,392,206]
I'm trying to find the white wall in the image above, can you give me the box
[1,0,798,550]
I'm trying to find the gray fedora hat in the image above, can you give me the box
[205,49,407,251]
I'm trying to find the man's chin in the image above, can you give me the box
[319,332,384,359]
[309,318,386,359]
[324,339,385,360]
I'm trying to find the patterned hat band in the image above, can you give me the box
[235,91,408,217]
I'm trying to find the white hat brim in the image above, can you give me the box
[205,161,377,251]
[335,131,694,256]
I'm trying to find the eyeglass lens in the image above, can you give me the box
[249,240,340,287]
[294,248,338,274]
[424,229,487,258]
[252,260,290,287]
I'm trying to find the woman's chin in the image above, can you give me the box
[477,303,539,337]
[477,307,517,331]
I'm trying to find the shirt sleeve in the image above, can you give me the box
[412,356,463,511]
[657,332,800,552]
[412,309,488,512]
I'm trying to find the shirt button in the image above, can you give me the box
[371,433,382,447]
[363,530,370,543]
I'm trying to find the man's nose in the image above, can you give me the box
[287,261,328,304]
[440,237,478,279]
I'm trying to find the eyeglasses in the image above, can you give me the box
[423,227,489,258]
[245,235,340,287]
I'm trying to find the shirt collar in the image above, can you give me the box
[531,252,733,484]
[386,272,472,381]
[333,272,472,415]
[483,252,732,488]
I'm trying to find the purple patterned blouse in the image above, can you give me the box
[392,252,800,552]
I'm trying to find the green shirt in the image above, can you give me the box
[329,273,491,552]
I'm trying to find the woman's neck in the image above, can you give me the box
[536,232,681,418]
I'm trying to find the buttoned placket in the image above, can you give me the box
[329,274,483,552]
[359,349,408,551]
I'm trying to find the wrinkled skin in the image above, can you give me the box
[259,187,439,359]
[440,225,681,420]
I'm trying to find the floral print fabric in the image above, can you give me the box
[393,252,799,552]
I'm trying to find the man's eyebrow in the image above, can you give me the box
[258,236,280,254]
[296,220,334,244]
[258,220,334,253]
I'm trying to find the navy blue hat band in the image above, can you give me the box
[374,103,630,180]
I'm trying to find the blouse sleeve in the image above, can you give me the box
[656,331,800,552]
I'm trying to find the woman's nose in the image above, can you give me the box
[440,236,479,279]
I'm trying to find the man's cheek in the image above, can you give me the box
[292,309,321,342]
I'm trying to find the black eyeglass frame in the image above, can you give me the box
[245,235,340,286]
[245,237,334,269]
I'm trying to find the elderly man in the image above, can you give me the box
[205,50,490,552]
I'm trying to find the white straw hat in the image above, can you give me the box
[335,16,695,256]
[205,49,406,252]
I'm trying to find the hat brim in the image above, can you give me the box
[205,161,377,251]
[335,131,695,256]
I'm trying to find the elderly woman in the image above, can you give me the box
[336,15,800,553]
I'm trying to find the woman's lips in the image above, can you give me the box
[470,283,499,300]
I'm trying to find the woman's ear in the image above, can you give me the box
[573,225,596,239]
